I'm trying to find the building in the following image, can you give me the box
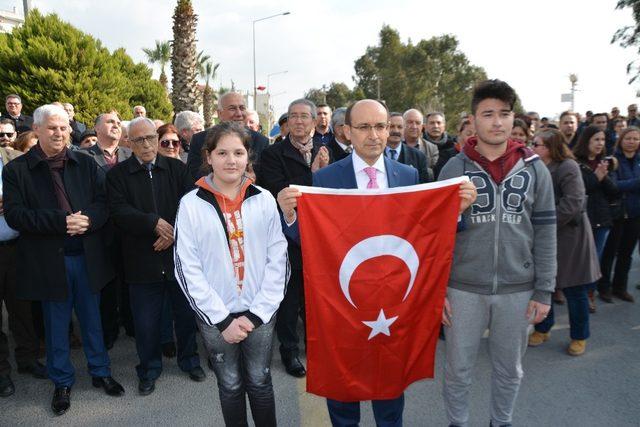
[0,6,24,33]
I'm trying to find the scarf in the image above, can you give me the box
[463,137,530,184]
[34,144,73,214]
[289,138,313,166]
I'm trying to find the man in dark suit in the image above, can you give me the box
[276,99,415,427]
[257,98,331,378]
[107,117,203,396]
[386,112,432,183]
[326,107,352,162]
[4,94,33,135]
[82,112,133,348]
[2,104,124,415]
[186,92,268,181]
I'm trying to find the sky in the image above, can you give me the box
[4,0,639,120]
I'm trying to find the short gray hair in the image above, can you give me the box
[127,116,156,134]
[33,104,69,126]
[288,98,317,119]
[218,92,245,111]
[331,107,347,128]
[174,111,204,132]
[402,108,424,123]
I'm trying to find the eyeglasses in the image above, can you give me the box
[533,143,545,147]
[224,105,246,113]
[289,113,312,121]
[0,132,15,138]
[130,134,158,145]
[351,123,389,133]
[160,139,180,148]
[6,102,20,106]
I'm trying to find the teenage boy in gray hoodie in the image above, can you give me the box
[438,79,557,427]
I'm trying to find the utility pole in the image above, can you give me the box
[23,0,30,17]
[569,73,578,111]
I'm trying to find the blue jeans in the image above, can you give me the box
[42,255,111,387]
[327,395,404,427]
[535,284,590,340]
[592,227,610,260]
[129,279,200,381]
[199,318,277,427]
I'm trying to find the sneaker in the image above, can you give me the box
[528,331,550,347]
[567,339,586,356]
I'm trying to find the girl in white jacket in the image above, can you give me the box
[174,122,288,427]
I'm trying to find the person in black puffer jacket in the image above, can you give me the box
[573,125,619,311]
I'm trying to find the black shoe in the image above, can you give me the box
[283,356,306,378]
[17,360,47,379]
[162,342,176,358]
[188,366,206,382]
[598,291,614,303]
[92,376,125,396]
[0,375,15,397]
[51,386,71,415]
[138,379,155,396]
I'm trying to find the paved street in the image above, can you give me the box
[2,258,639,427]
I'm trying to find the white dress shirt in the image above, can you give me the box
[352,152,388,189]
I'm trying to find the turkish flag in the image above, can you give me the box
[295,178,464,401]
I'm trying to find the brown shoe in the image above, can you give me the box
[553,289,565,305]
[568,339,586,356]
[598,291,614,303]
[613,291,635,303]
[528,331,550,347]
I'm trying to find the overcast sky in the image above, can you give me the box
[11,0,640,120]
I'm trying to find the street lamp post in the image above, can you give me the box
[569,73,578,112]
[253,12,290,110]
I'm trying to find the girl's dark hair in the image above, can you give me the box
[201,122,252,172]
[512,118,531,140]
[471,79,517,114]
[157,123,179,141]
[573,125,605,162]
[537,129,574,163]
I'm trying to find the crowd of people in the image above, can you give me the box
[0,80,637,427]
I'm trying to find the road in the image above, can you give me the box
[1,259,639,427]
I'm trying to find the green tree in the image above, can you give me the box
[171,0,199,113]
[304,82,360,110]
[142,40,171,91]
[612,0,640,83]
[200,60,220,127]
[353,25,487,132]
[0,10,172,122]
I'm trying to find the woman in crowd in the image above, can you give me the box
[598,126,640,303]
[157,124,183,160]
[572,125,619,312]
[455,118,474,151]
[13,130,37,153]
[510,118,531,145]
[529,129,600,356]
[174,122,288,427]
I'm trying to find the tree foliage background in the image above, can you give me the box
[612,0,640,84]
[0,10,173,123]
[306,26,488,132]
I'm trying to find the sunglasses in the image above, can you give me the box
[0,132,15,138]
[160,139,180,148]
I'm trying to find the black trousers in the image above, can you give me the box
[0,244,39,375]
[276,268,305,360]
[600,217,640,293]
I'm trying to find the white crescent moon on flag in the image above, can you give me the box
[338,235,420,308]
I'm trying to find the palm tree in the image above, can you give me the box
[142,40,171,92]
[200,60,220,127]
[171,0,199,113]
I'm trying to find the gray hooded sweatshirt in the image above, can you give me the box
[439,150,557,305]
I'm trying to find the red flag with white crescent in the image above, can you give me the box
[295,177,464,401]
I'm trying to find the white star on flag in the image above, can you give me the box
[362,309,398,340]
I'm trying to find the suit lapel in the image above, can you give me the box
[384,156,400,188]
[340,156,358,189]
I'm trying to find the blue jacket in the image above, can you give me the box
[612,150,640,218]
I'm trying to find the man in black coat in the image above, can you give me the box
[62,103,87,146]
[257,99,331,378]
[424,112,457,179]
[107,117,203,396]
[2,104,124,415]
[186,92,268,181]
[325,107,352,161]
[387,113,432,183]
[4,94,33,134]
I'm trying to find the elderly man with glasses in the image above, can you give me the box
[106,117,203,396]
[3,95,33,134]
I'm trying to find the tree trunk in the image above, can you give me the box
[171,0,199,113]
